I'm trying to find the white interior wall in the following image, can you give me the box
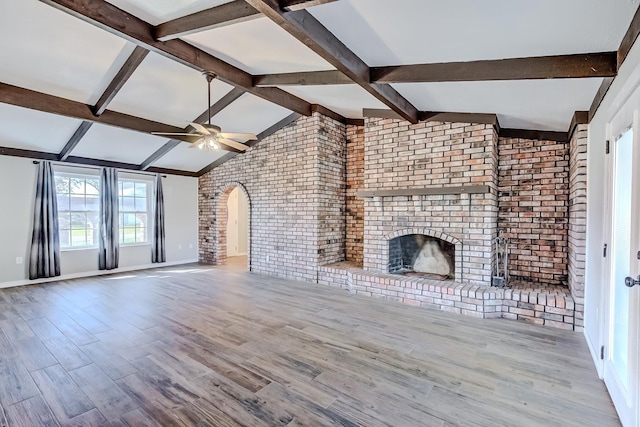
[586,37,640,373]
[0,155,199,287]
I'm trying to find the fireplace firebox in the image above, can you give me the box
[388,234,455,279]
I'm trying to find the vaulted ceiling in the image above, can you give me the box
[0,0,638,175]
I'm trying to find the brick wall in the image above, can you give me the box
[317,119,347,265]
[346,124,364,265]
[198,112,346,282]
[498,137,569,285]
[362,118,499,285]
[568,124,587,329]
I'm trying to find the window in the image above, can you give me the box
[55,173,100,248]
[54,172,153,248]
[118,180,150,244]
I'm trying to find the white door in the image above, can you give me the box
[604,97,640,427]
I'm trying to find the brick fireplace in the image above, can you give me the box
[320,116,587,330]
[199,112,588,331]
[359,119,498,286]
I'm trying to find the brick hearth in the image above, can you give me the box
[319,262,576,330]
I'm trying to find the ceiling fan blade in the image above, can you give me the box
[220,132,258,141]
[161,134,201,144]
[187,122,211,135]
[218,138,249,152]
[151,132,198,136]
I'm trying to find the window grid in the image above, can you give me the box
[54,174,100,249]
[118,180,149,245]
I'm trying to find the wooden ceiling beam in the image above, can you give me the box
[500,128,569,143]
[193,87,245,124]
[59,121,93,161]
[0,81,185,135]
[140,140,182,171]
[588,4,640,121]
[156,0,259,41]
[244,0,419,123]
[0,146,198,177]
[93,45,149,116]
[618,5,640,68]
[255,52,617,86]
[372,52,617,83]
[59,46,149,162]
[155,0,337,41]
[38,0,312,116]
[254,70,350,86]
[363,108,498,127]
[568,110,588,140]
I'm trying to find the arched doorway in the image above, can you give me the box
[216,183,251,271]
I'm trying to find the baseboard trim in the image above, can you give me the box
[584,328,604,378]
[0,259,199,290]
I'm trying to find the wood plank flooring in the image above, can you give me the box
[0,264,619,426]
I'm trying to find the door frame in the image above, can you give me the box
[602,86,640,427]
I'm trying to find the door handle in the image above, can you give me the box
[624,275,640,287]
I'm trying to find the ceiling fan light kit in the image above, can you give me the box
[150,71,257,153]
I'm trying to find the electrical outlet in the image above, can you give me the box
[266,255,270,262]
[16,257,23,265]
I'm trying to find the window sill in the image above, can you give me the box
[61,246,98,252]
[61,243,150,252]
[120,242,150,248]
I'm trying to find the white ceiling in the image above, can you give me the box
[151,142,227,172]
[107,52,235,128]
[0,0,638,173]
[283,85,388,119]
[0,0,129,104]
[211,93,292,134]
[394,79,605,131]
[184,17,334,74]
[105,0,231,26]
[70,124,169,164]
[0,104,82,153]
[310,0,640,65]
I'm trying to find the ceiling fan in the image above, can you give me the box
[151,72,257,152]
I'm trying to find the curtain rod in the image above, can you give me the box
[32,160,166,178]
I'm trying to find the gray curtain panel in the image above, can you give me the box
[99,168,119,270]
[28,161,61,280]
[151,174,166,263]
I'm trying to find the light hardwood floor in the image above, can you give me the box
[0,264,619,426]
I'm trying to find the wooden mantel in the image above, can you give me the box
[356,185,491,198]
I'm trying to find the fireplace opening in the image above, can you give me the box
[388,234,455,279]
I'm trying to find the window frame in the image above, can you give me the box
[54,171,101,250]
[118,177,153,246]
